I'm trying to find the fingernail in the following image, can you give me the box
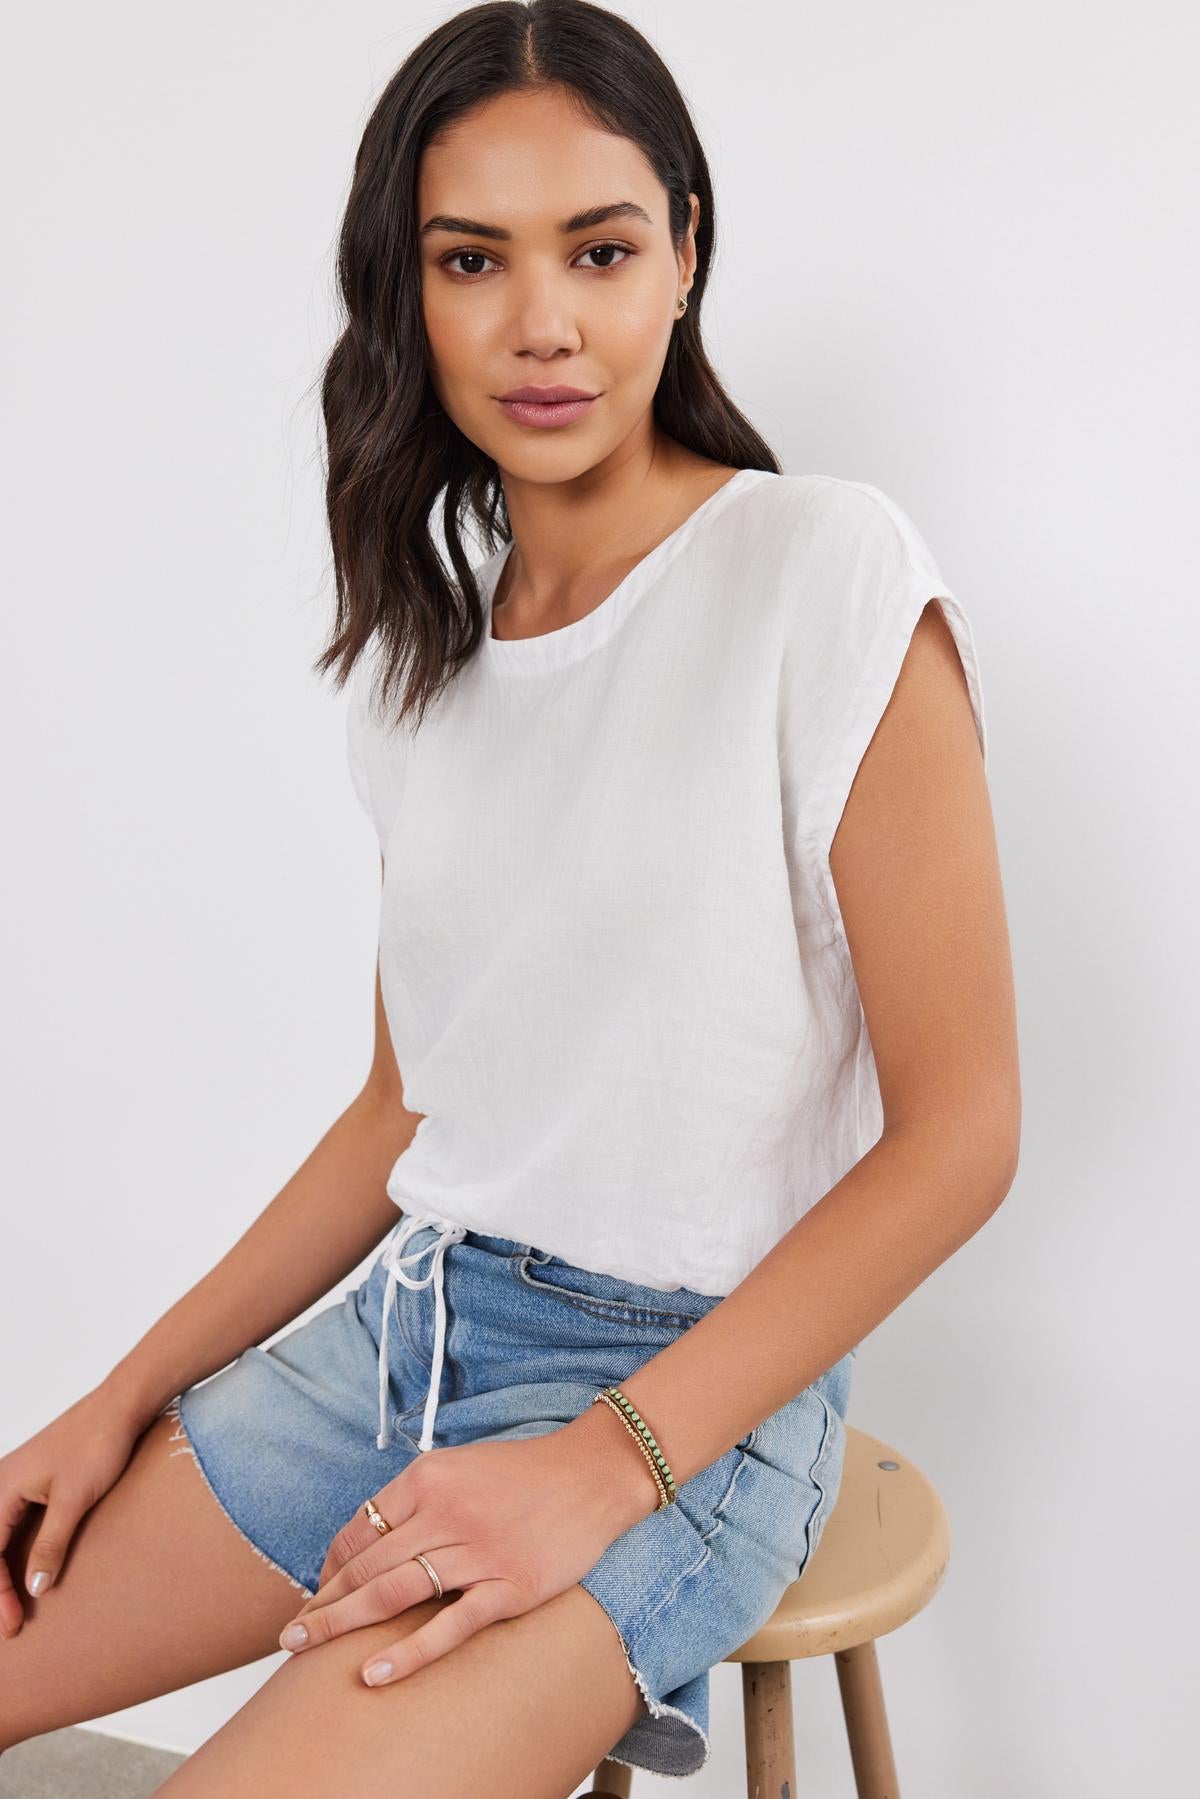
[280,1623,309,1650]
[363,1660,393,1686]
[28,1571,51,1596]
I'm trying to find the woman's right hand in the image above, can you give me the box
[0,1383,152,1638]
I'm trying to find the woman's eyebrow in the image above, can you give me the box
[419,200,654,241]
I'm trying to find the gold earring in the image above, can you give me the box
[677,295,688,314]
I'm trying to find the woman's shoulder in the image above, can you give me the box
[739,474,952,631]
[345,647,416,858]
[738,470,934,555]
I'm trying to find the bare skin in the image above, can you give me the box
[489,453,740,636]
[0,1409,644,1795]
[0,1412,305,1748]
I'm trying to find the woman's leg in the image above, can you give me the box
[152,1581,644,1799]
[0,1408,306,1750]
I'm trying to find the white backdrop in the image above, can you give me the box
[2,2,1196,1793]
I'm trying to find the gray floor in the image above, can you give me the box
[0,1728,185,1797]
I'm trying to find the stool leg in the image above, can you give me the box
[589,1756,633,1796]
[833,1640,900,1797]
[741,1659,797,1797]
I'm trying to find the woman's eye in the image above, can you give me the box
[440,250,499,278]
[575,242,632,271]
[438,242,634,280]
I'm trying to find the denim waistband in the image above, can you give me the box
[376,1213,563,1453]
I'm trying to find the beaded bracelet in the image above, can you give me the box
[592,1385,677,1509]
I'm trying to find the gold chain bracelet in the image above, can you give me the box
[595,1394,670,1508]
[592,1385,677,1509]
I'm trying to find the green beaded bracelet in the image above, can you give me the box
[593,1384,677,1503]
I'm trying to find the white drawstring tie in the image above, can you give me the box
[376,1212,468,1452]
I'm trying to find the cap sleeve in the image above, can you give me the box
[344,649,408,855]
[345,669,373,821]
[780,477,988,920]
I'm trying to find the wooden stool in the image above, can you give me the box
[589,1424,951,1798]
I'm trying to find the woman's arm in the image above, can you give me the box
[565,600,1022,1521]
[100,930,420,1430]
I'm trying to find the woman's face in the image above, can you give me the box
[417,85,696,484]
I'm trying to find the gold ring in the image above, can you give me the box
[412,1552,443,1599]
[363,1497,391,1535]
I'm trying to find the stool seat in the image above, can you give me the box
[728,1422,952,1662]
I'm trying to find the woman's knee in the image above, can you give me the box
[0,1411,301,1749]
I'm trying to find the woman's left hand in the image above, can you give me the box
[276,1417,653,1688]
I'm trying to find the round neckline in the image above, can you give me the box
[479,467,773,676]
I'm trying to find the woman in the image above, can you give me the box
[0,2,1019,1792]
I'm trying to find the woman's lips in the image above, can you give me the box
[497,395,598,428]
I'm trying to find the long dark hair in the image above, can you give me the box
[314,0,780,732]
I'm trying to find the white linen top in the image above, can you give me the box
[347,470,988,1451]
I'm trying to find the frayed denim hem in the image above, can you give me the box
[164,1396,316,1600]
[584,1586,711,1780]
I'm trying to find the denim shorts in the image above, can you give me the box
[173,1214,854,1781]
